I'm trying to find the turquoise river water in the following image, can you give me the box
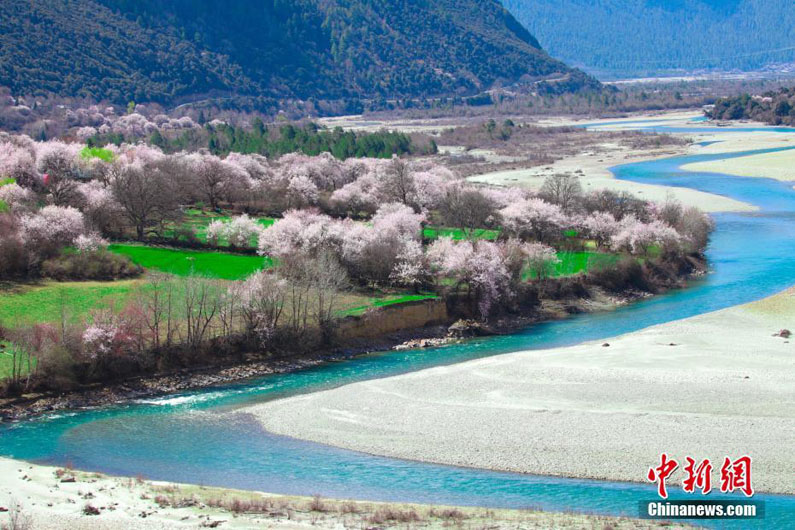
[1,125,794,527]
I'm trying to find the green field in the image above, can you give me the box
[340,293,439,317]
[80,146,115,162]
[423,225,500,241]
[0,280,142,326]
[109,244,272,280]
[527,251,621,280]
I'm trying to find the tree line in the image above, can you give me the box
[709,87,795,126]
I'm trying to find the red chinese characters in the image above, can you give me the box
[647,453,679,499]
[647,454,754,498]
[682,457,713,494]
[720,455,754,497]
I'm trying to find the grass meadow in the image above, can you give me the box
[108,244,273,279]
[0,280,143,326]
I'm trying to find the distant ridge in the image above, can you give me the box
[0,0,601,105]
[503,0,795,76]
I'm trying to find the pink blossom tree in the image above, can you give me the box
[611,215,682,254]
[0,183,35,211]
[344,203,425,284]
[0,140,37,186]
[277,152,344,191]
[330,172,381,215]
[116,144,164,167]
[258,209,343,261]
[77,180,122,233]
[205,219,226,246]
[581,211,619,248]
[499,197,570,243]
[427,238,512,319]
[82,323,117,359]
[184,153,249,210]
[35,140,83,205]
[410,170,452,211]
[390,237,428,288]
[74,232,109,253]
[372,202,425,240]
[480,186,528,209]
[19,205,86,262]
[286,175,319,207]
[205,214,261,248]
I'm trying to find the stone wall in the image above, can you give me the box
[336,299,449,341]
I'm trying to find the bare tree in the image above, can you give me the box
[439,186,497,239]
[280,251,348,342]
[305,251,349,337]
[39,147,81,206]
[110,160,182,240]
[539,173,582,211]
[381,157,415,206]
[583,189,650,221]
[190,155,241,210]
[179,276,223,350]
[139,273,176,351]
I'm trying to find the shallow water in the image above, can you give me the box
[582,117,795,134]
[2,132,795,527]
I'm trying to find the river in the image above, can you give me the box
[2,125,794,527]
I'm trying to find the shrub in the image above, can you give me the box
[588,257,649,292]
[2,499,32,530]
[0,213,27,277]
[42,249,143,281]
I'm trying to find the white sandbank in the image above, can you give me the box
[251,287,795,495]
[0,458,680,529]
[466,145,757,213]
[682,142,795,181]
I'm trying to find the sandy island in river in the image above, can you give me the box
[465,112,779,214]
[682,143,795,182]
[251,286,795,495]
[466,148,757,213]
[0,458,684,530]
[563,112,795,183]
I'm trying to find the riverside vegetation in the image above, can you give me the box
[709,86,795,126]
[0,128,712,402]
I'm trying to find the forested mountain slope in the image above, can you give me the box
[0,0,599,105]
[503,0,795,76]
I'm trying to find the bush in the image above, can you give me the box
[42,249,143,281]
[0,214,27,278]
[588,257,649,293]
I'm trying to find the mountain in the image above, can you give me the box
[502,0,795,77]
[0,0,600,106]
